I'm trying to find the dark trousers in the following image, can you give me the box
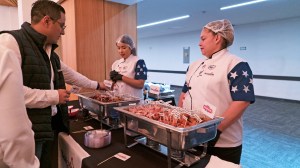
[35,113,63,168]
[35,139,53,168]
[35,133,59,168]
[207,145,243,164]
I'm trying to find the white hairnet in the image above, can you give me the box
[204,19,234,47]
[116,34,137,56]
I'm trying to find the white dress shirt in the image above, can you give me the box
[0,45,39,168]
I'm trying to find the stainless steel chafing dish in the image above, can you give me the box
[148,90,175,99]
[77,91,141,128]
[114,103,223,167]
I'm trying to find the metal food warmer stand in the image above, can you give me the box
[77,91,141,129]
[114,104,223,168]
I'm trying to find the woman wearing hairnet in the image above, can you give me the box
[178,19,255,164]
[109,34,147,98]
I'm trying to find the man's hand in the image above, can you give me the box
[58,89,70,104]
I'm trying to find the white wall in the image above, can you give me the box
[0,0,45,31]
[18,0,36,27]
[232,17,300,77]
[0,6,19,30]
[138,17,300,101]
[138,31,199,85]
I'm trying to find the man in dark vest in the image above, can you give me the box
[0,0,105,167]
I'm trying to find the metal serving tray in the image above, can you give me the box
[148,90,175,99]
[77,91,141,128]
[114,105,222,150]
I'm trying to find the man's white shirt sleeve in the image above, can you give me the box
[61,61,98,89]
[0,46,39,168]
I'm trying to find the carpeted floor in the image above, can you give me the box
[241,97,300,168]
[170,86,300,168]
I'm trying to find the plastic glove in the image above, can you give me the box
[208,129,222,147]
[110,70,123,82]
[113,72,123,81]
[110,70,119,80]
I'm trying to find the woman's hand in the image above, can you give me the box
[110,70,123,82]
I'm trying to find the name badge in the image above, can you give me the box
[202,101,216,119]
[149,85,160,95]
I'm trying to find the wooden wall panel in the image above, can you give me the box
[74,0,105,82]
[104,2,137,77]
[59,0,78,100]
[59,0,137,85]
[0,0,17,7]
[60,0,77,70]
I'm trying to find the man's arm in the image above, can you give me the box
[0,47,39,168]
[24,86,70,108]
[60,61,99,89]
[23,86,58,108]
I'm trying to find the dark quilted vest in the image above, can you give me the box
[0,22,69,141]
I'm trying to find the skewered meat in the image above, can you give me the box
[126,103,209,128]
[91,93,124,102]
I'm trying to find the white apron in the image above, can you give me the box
[183,49,245,147]
[111,55,143,99]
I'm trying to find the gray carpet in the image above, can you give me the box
[170,86,300,168]
[242,97,300,168]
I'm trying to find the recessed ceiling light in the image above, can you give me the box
[137,15,190,29]
[220,0,267,10]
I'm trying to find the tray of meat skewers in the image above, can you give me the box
[77,91,141,106]
[114,101,223,150]
[77,91,141,128]
[77,91,141,112]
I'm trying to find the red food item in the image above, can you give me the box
[126,104,204,128]
[69,108,79,117]
[90,93,124,102]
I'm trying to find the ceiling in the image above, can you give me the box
[137,0,300,38]
[2,0,300,39]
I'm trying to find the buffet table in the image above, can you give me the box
[58,101,240,168]
[58,117,211,168]
[58,132,90,168]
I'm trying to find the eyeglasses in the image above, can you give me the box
[49,16,66,30]
[55,20,67,30]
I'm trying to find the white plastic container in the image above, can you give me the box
[84,129,111,148]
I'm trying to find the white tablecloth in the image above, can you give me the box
[205,155,241,168]
[58,132,90,168]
